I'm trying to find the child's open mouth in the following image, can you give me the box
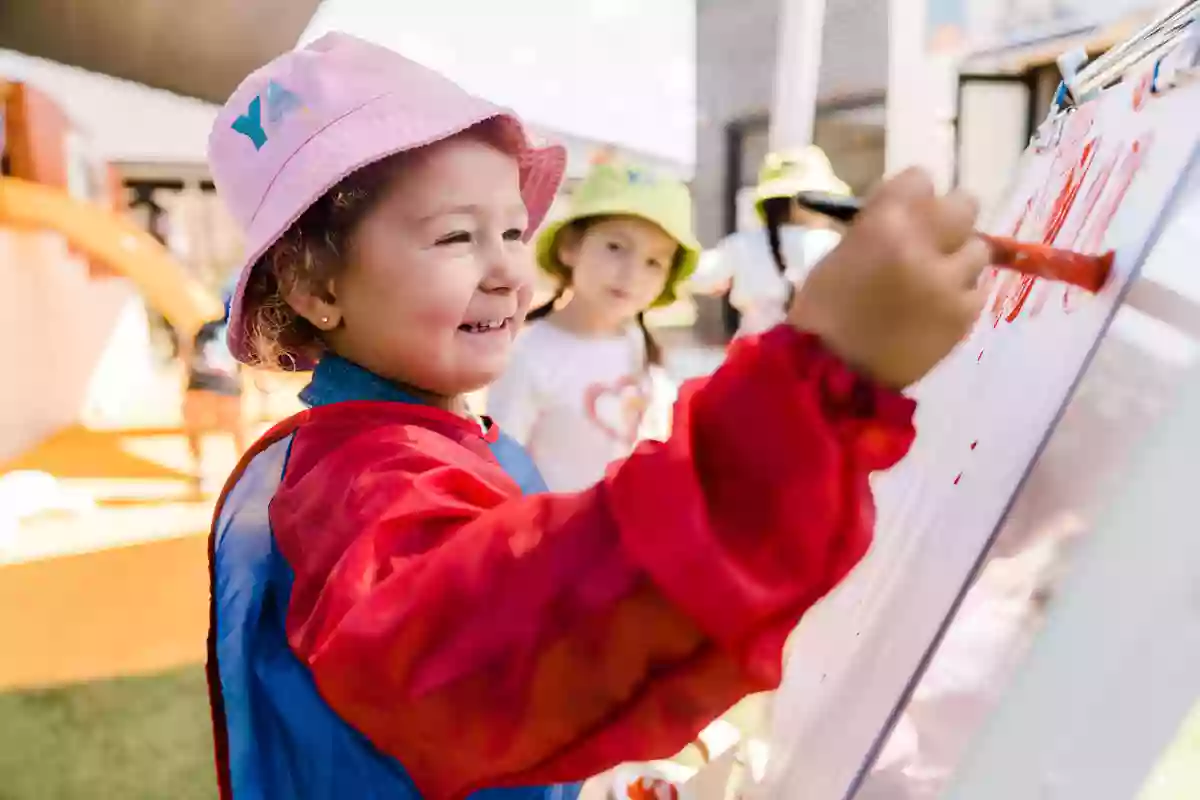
[458,318,510,334]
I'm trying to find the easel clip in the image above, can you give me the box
[1153,15,1200,93]
[1057,47,1092,105]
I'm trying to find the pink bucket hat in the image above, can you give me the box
[209,32,567,368]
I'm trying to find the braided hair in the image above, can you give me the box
[761,195,796,310]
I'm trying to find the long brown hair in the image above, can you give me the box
[761,196,793,276]
[760,195,798,313]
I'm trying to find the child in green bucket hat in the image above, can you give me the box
[693,146,853,339]
[534,160,702,316]
[488,160,701,494]
[753,145,852,221]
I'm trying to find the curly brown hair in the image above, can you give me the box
[240,159,397,370]
[240,120,518,370]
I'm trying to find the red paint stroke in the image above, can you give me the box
[1057,148,1118,251]
[970,441,978,450]
[977,350,985,363]
[992,273,1039,325]
[1043,140,1098,244]
[1078,135,1152,255]
[953,472,963,486]
[1133,71,1153,111]
[988,131,1151,326]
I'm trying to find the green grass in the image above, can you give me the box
[0,666,216,800]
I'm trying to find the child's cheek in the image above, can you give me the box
[392,283,463,332]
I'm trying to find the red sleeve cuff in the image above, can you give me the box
[763,325,917,471]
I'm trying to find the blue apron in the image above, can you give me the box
[209,355,581,799]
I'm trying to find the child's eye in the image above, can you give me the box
[502,228,524,242]
[436,231,472,246]
[606,241,624,253]
[647,258,666,271]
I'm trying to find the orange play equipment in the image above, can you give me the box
[0,176,222,340]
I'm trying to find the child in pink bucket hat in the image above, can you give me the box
[205,31,987,800]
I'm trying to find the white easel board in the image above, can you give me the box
[860,145,1200,800]
[757,9,1200,799]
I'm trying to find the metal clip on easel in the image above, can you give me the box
[1031,2,1200,151]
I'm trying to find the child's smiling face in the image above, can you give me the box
[295,133,534,402]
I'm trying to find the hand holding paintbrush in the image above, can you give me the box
[785,169,1116,390]
[792,190,1115,293]
[786,169,993,389]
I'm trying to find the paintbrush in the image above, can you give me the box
[793,191,1115,294]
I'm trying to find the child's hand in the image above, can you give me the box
[788,168,990,390]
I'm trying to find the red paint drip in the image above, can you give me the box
[970,441,978,450]
[954,473,963,486]
[977,350,985,362]
[1004,275,1038,323]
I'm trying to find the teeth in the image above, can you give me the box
[465,319,504,332]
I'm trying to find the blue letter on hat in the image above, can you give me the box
[266,80,303,123]
[232,96,268,150]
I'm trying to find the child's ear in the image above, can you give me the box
[282,275,342,332]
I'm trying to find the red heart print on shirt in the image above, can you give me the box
[585,375,649,445]
[626,776,680,800]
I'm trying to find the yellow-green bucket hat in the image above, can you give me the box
[535,161,701,307]
[754,146,851,221]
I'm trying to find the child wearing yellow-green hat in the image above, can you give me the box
[706,146,853,338]
[487,160,700,494]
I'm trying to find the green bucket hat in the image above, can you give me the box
[754,145,851,221]
[535,161,701,307]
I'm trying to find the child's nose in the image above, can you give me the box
[479,243,533,293]
[614,258,641,287]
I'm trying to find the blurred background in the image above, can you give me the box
[0,0,1180,797]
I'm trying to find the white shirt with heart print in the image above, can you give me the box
[486,320,676,493]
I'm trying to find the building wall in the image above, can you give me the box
[695,0,891,246]
[962,0,1156,45]
[3,82,68,189]
[1,80,158,461]
[817,0,890,103]
[0,229,152,461]
[695,0,780,246]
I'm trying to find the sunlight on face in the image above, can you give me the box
[325,134,532,399]
[562,216,677,326]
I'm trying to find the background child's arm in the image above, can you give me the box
[685,245,734,296]
[271,325,914,799]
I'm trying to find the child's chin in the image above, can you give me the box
[457,357,510,395]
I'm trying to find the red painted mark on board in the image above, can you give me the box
[970,441,978,450]
[954,472,963,486]
[988,131,1152,326]
[1133,70,1154,112]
